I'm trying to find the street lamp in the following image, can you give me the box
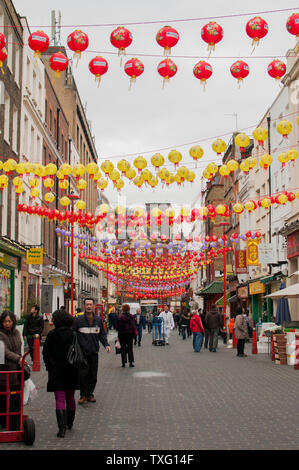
[219,221,229,330]
[68,193,79,317]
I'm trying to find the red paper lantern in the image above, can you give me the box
[0,33,6,50]
[286,13,299,38]
[67,30,89,61]
[201,22,223,55]
[0,48,7,74]
[49,52,69,78]
[89,56,108,87]
[110,26,133,57]
[267,59,286,80]
[156,25,179,55]
[28,30,49,58]
[157,58,177,86]
[230,60,249,86]
[124,58,144,88]
[193,61,213,89]
[246,16,268,47]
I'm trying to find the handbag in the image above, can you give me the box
[67,332,88,370]
[115,339,122,355]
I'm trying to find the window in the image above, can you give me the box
[45,99,48,124]
[7,31,12,71]
[49,108,52,132]
[12,106,18,153]
[15,46,20,86]
[23,114,29,156]
[30,126,35,158]
[4,92,10,143]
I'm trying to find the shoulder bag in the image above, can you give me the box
[67,332,88,370]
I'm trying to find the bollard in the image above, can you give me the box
[271,335,275,362]
[294,334,299,370]
[252,328,257,354]
[232,329,237,348]
[32,334,40,372]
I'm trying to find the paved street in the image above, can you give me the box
[1,329,299,451]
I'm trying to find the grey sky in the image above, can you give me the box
[13,0,298,207]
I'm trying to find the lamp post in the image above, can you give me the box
[68,193,79,317]
[219,221,229,331]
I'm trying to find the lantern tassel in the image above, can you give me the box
[73,51,81,68]
[95,75,101,88]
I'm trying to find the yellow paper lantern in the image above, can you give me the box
[277,119,292,138]
[189,145,204,162]
[239,160,250,174]
[15,185,25,195]
[235,133,250,152]
[206,162,218,175]
[151,153,165,169]
[202,168,213,180]
[134,156,147,173]
[101,160,114,176]
[0,174,8,189]
[76,178,87,191]
[168,150,182,168]
[219,164,230,178]
[244,200,255,212]
[133,175,144,187]
[109,169,120,182]
[177,166,189,180]
[158,168,170,181]
[277,193,288,205]
[60,196,71,207]
[72,163,86,180]
[259,153,272,169]
[29,177,39,188]
[141,169,153,182]
[181,207,190,217]
[253,126,268,146]
[100,203,109,214]
[76,200,86,211]
[227,159,239,172]
[33,163,45,178]
[97,178,108,191]
[216,204,227,215]
[278,152,289,167]
[174,173,184,185]
[245,156,257,169]
[60,163,72,178]
[117,159,130,175]
[45,163,57,178]
[93,170,102,182]
[151,207,161,218]
[212,139,227,155]
[12,176,22,187]
[165,207,175,218]
[30,187,40,199]
[186,171,195,183]
[232,202,244,214]
[149,176,159,187]
[43,177,54,190]
[261,197,272,208]
[116,205,126,215]
[86,162,99,178]
[44,192,55,204]
[114,179,124,191]
[3,158,17,174]
[125,167,136,180]
[287,149,298,162]
[15,163,26,178]
[59,179,69,191]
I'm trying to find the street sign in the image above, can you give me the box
[235,250,248,274]
[26,247,43,265]
[258,243,275,264]
[246,240,259,266]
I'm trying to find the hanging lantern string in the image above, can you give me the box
[4,7,298,29]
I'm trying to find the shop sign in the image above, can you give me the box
[258,243,275,264]
[287,230,299,259]
[41,285,53,313]
[246,240,259,266]
[235,250,248,273]
[249,281,265,295]
[26,248,43,265]
[238,285,248,299]
[0,251,18,269]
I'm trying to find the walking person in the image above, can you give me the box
[158,306,175,345]
[72,298,110,405]
[42,310,79,438]
[116,304,137,367]
[234,306,249,357]
[190,309,205,352]
[23,304,44,361]
[133,308,146,346]
[205,304,223,352]
[0,311,23,431]
[180,309,191,340]
[200,308,209,349]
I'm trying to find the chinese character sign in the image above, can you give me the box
[246,240,259,266]
[235,250,248,273]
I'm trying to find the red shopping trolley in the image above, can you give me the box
[0,351,35,445]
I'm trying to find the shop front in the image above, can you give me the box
[0,239,26,315]
[248,280,266,327]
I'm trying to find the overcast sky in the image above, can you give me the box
[13,0,298,208]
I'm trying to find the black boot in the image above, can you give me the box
[66,409,76,430]
[56,410,67,438]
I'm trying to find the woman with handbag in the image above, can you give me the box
[42,310,79,437]
[0,311,23,431]
[115,304,137,368]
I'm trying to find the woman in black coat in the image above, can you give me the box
[42,310,79,437]
[116,304,137,368]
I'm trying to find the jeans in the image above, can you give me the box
[193,332,203,352]
[209,328,219,350]
[181,325,187,339]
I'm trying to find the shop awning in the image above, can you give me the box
[260,272,283,284]
[265,283,299,299]
[196,281,224,296]
[215,291,230,306]
[0,237,26,257]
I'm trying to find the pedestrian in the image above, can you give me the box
[234,306,249,357]
[158,305,175,345]
[0,311,23,431]
[116,304,137,368]
[72,298,110,404]
[146,310,153,333]
[200,308,209,349]
[228,317,235,340]
[180,309,191,340]
[133,308,146,346]
[23,304,44,361]
[190,309,205,352]
[173,311,180,330]
[205,304,223,352]
[42,310,79,438]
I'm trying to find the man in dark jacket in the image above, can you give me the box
[23,305,44,360]
[133,308,146,346]
[72,298,110,405]
[205,304,223,352]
